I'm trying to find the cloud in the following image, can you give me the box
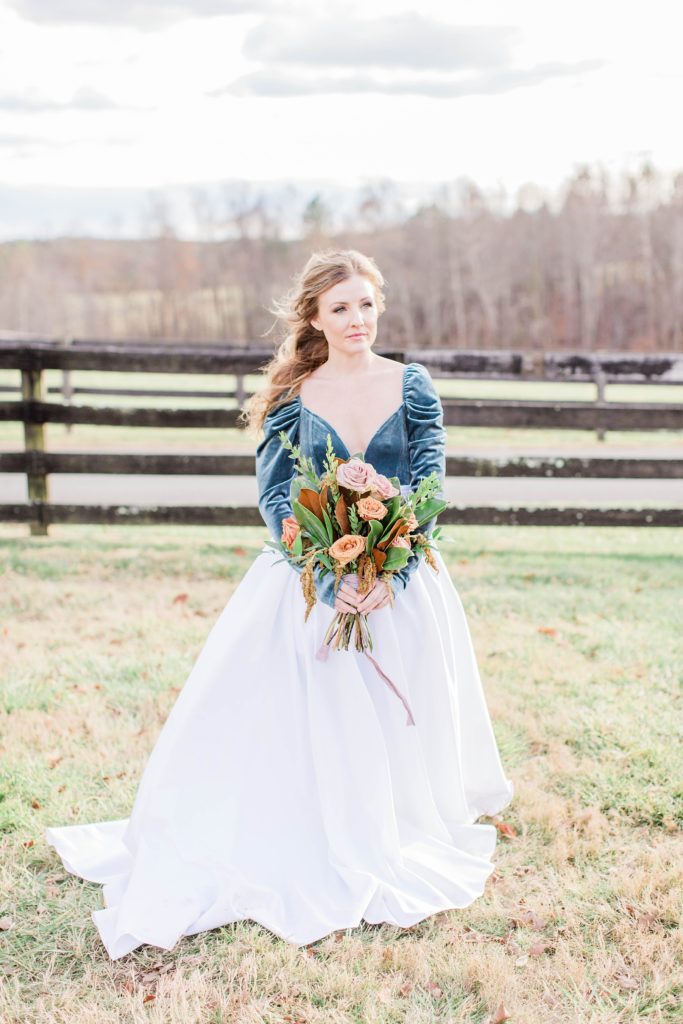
[0,132,137,151]
[211,59,605,99]
[206,13,606,99]
[5,0,288,28]
[243,14,517,71]
[0,86,151,112]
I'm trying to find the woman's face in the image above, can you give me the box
[310,273,378,357]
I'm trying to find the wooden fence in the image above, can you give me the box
[1,339,682,535]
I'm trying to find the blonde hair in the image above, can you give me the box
[240,248,386,435]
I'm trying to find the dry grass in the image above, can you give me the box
[0,524,681,1023]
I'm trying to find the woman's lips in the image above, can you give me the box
[348,333,366,338]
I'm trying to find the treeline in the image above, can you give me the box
[1,163,682,352]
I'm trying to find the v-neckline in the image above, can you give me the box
[298,362,414,459]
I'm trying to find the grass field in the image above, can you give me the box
[1,523,681,1023]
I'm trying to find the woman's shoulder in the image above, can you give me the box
[261,390,301,436]
[402,360,441,408]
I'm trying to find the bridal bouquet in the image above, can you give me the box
[264,431,448,724]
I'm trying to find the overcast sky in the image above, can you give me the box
[0,0,681,237]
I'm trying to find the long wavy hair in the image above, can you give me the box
[240,248,387,435]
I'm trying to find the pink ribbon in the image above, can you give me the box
[315,643,416,727]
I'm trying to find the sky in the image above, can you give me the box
[0,0,681,238]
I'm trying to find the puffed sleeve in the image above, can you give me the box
[255,396,338,608]
[389,362,446,598]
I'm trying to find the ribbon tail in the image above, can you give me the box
[363,650,416,727]
[316,643,331,662]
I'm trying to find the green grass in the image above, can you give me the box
[0,523,681,1022]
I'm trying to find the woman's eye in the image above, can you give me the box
[334,302,373,313]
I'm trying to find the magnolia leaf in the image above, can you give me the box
[335,495,351,534]
[382,546,412,571]
[321,506,335,544]
[292,500,330,548]
[289,477,303,506]
[415,497,448,526]
[372,547,387,571]
[366,518,383,554]
[299,487,324,520]
[378,518,405,550]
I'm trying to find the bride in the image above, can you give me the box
[45,248,514,959]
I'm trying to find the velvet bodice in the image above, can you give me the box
[255,361,446,608]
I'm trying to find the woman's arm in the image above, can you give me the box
[255,397,338,608]
[388,362,446,598]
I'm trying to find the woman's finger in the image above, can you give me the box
[338,583,360,605]
[356,580,390,614]
[356,587,382,614]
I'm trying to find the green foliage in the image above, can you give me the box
[292,499,330,548]
[278,429,320,488]
[365,519,383,553]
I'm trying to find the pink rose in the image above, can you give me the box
[281,515,300,549]
[370,473,399,500]
[336,457,377,493]
[390,534,412,549]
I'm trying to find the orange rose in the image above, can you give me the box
[355,496,388,521]
[328,533,366,566]
[281,515,300,549]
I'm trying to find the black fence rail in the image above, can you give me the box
[0,338,681,534]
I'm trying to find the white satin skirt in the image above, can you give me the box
[45,543,514,959]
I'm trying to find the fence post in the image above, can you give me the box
[235,373,245,406]
[21,366,49,536]
[594,368,607,442]
[60,335,73,432]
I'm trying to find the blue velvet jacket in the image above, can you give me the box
[254,361,446,608]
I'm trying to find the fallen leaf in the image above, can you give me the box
[496,821,518,838]
[399,981,414,997]
[491,1002,510,1024]
[232,546,247,556]
[31,799,42,809]
[0,917,12,931]
[538,626,557,636]
[512,909,547,930]
[615,974,639,991]
[172,593,189,604]
[529,940,553,956]
[426,980,443,998]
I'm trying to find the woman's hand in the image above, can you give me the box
[334,573,361,613]
[355,578,392,615]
